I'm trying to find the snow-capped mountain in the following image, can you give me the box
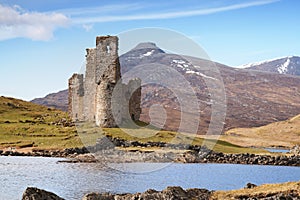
[32,44,300,133]
[238,56,300,76]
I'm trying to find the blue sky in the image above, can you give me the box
[0,0,299,100]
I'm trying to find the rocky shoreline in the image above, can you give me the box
[61,148,300,166]
[0,147,89,158]
[22,181,300,200]
[1,137,300,166]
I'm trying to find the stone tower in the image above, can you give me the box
[68,36,141,127]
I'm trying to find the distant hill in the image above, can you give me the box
[31,89,68,112]
[31,45,300,133]
[224,114,300,148]
[237,56,300,76]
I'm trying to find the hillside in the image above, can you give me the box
[238,56,300,76]
[222,114,300,148]
[0,96,81,149]
[31,44,300,134]
[31,89,68,112]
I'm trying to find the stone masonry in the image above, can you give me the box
[68,36,141,127]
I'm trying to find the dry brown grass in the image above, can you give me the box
[219,114,300,148]
[211,181,300,199]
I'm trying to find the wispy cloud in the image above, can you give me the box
[58,3,144,17]
[0,4,69,41]
[0,0,279,41]
[72,0,279,24]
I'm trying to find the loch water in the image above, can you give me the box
[0,156,299,200]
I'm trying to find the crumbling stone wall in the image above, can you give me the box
[84,48,96,122]
[68,36,141,127]
[68,74,84,121]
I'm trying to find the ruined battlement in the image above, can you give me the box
[68,36,141,127]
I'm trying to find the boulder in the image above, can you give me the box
[82,192,114,200]
[22,187,64,200]
[244,182,257,189]
[290,145,300,155]
[81,186,211,200]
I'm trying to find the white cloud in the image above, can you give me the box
[71,0,279,24]
[0,4,70,41]
[0,0,280,40]
[58,3,143,17]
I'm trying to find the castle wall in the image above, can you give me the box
[95,81,116,127]
[95,36,121,84]
[69,35,141,128]
[94,36,121,127]
[84,48,97,122]
[68,74,84,121]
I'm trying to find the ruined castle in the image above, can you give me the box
[68,36,141,127]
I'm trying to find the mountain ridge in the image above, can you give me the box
[30,44,300,133]
[237,56,300,76]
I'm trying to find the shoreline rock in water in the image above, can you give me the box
[1,140,300,166]
[22,181,300,200]
[59,147,300,166]
[82,187,211,200]
[22,187,64,200]
[0,147,89,158]
[290,145,300,155]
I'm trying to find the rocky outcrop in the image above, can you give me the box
[82,186,211,200]
[244,183,257,189]
[22,187,64,200]
[1,142,300,166]
[0,147,89,158]
[290,145,300,155]
[80,137,300,166]
[196,151,300,166]
[58,153,98,163]
[58,147,300,166]
[21,182,300,200]
[236,192,300,200]
[1,136,299,166]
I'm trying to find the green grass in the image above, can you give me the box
[76,123,265,154]
[0,96,265,154]
[0,96,82,149]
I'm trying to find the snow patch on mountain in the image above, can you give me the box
[172,59,192,71]
[236,56,288,69]
[172,59,186,64]
[171,59,217,80]
[186,70,217,80]
[278,57,290,74]
[142,50,155,57]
